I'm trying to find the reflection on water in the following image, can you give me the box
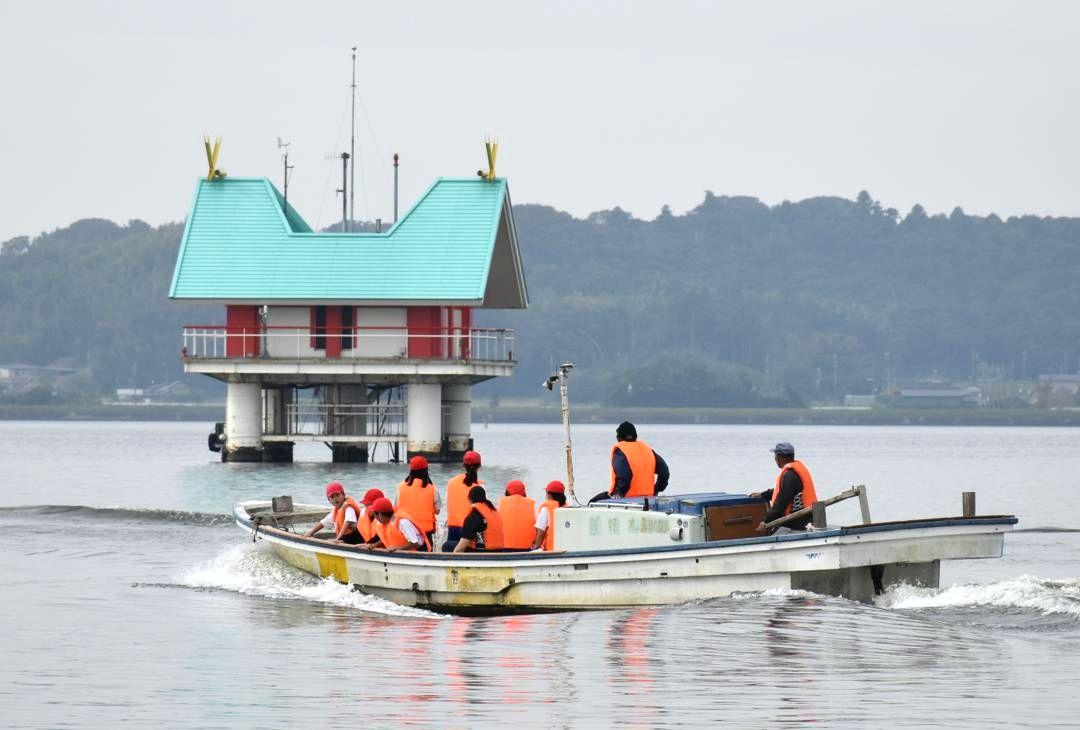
[606,608,661,728]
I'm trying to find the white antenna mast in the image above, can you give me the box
[545,363,580,506]
[349,46,357,232]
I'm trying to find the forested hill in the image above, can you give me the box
[2,191,1079,405]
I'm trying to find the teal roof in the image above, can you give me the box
[169,176,527,307]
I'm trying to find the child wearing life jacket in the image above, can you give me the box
[452,486,505,553]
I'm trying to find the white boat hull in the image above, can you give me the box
[235,502,1014,613]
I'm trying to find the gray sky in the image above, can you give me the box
[1,0,1077,242]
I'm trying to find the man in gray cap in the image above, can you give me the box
[753,442,819,533]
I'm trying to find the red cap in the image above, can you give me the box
[505,479,526,497]
[370,497,394,514]
[546,480,566,495]
[325,482,345,498]
[409,455,428,470]
[463,450,482,466]
[361,488,385,506]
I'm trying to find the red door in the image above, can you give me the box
[226,305,260,357]
[407,306,442,358]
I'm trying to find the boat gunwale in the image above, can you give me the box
[235,501,1016,563]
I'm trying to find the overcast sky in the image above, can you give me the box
[1,0,1077,242]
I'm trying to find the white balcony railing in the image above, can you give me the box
[181,326,515,363]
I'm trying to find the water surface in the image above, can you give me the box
[1,422,1076,728]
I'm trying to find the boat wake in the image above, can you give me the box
[174,543,441,619]
[0,504,232,526]
[875,575,1080,625]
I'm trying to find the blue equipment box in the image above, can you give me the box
[604,491,762,516]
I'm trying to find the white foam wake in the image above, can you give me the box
[177,543,440,618]
[727,587,819,601]
[875,575,1080,618]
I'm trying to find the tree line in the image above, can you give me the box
[2,190,1079,406]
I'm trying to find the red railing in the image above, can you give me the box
[181,325,515,362]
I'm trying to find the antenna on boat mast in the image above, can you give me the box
[544,362,580,506]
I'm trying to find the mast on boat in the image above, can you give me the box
[545,362,579,505]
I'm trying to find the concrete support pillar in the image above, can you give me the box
[224,382,263,462]
[442,383,472,457]
[407,382,442,458]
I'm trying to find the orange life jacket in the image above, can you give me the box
[395,478,437,533]
[468,502,505,550]
[333,497,363,539]
[497,494,537,550]
[609,440,657,497]
[771,460,818,516]
[375,511,432,551]
[446,473,482,528]
[357,507,375,542]
[540,499,559,551]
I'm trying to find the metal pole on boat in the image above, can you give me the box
[545,362,579,505]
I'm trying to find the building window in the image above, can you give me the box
[312,306,327,350]
[340,306,354,350]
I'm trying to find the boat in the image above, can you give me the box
[234,488,1017,614]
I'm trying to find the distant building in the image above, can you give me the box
[115,388,145,401]
[895,387,980,409]
[113,381,193,404]
[1036,374,1080,407]
[844,394,876,408]
[0,364,77,393]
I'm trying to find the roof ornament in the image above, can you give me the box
[203,136,226,181]
[477,137,498,182]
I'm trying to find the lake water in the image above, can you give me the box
[1,421,1077,728]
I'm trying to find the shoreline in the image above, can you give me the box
[2,403,1080,426]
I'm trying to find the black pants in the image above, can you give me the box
[441,525,463,553]
[338,530,364,545]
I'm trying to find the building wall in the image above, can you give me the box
[355,307,407,358]
[266,306,320,358]
[265,306,409,359]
